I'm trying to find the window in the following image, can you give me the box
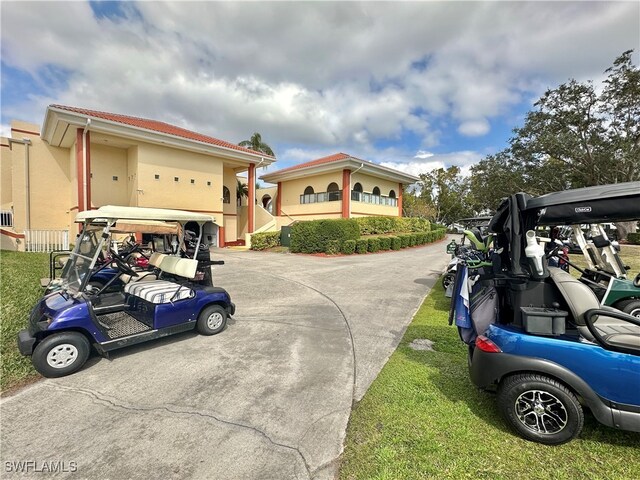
[174,177,179,182]
[327,182,341,201]
[372,186,380,196]
[353,183,363,192]
[352,182,363,201]
[112,176,118,181]
[155,174,160,180]
[191,179,195,184]
[0,210,13,227]
[389,190,396,199]
[304,186,314,195]
[223,186,231,204]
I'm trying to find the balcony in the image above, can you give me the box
[351,191,397,207]
[300,191,343,204]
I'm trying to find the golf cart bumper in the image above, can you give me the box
[17,329,36,356]
[228,302,236,316]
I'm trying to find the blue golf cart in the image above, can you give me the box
[18,206,234,378]
[450,182,640,444]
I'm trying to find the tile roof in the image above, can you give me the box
[267,152,361,175]
[49,104,273,158]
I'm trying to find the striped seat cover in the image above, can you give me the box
[124,280,193,304]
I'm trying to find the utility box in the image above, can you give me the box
[280,226,292,247]
[520,307,568,336]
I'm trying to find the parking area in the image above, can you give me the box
[1,241,450,479]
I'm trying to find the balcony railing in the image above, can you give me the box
[300,191,342,204]
[351,191,397,207]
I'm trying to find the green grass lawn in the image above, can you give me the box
[0,250,49,392]
[339,280,640,480]
[569,244,640,279]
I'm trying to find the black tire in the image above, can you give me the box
[497,374,583,445]
[442,272,456,289]
[616,298,640,318]
[196,305,227,335]
[32,332,91,378]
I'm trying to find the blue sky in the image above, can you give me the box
[1,1,638,178]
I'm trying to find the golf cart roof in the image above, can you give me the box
[525,181,640,225]
[457,216,493,227]
[75,206,215,224]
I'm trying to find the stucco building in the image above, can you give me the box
[1,105,274,250]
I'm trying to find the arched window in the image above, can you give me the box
[301,186,315,204]
[372,186,381,196]
[327,182,340,202]
[223,186,231,204]
[389,190,396,198]
[353,182,363,192]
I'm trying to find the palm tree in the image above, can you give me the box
[238,132,275,157]
[237,180,249,207]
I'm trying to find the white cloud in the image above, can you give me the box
[1,1,637,164]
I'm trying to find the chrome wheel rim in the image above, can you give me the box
[46,344,79,369]
[629,307,640,318]
[514,389,568,435]
[207,312,224,330]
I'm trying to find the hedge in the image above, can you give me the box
[627,232,640,245]
[356,238,368,254]
[290,219,360,253]
[325,239,342,255]
[368,237,381,253]
[379,236,392,250]
[342,239,356,255]
[391,236,402,250]
[250,231,281,251]
[355,216,431,235]
[399,234,411,248]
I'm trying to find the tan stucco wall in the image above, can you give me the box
[279,172,343,217]
[135,142,223,216]
[90,143,129,207]
[10,121,71,231]
[1,138,12,210]
[351,172,400,217]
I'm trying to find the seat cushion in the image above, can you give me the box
[124,280,193,304]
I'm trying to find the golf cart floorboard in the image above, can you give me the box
[97,311,151,339]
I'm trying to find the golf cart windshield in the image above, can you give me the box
[59,226,107,294]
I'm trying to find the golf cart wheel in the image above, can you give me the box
[442,272,456,289]
[616,299,640,318]
[32,332,90,378]
[197,305,227,335]
[497,374,583,445]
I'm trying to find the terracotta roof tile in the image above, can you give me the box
[50,104,273,158]
[268,152,366,175]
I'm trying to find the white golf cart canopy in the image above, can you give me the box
[75,206,215,224]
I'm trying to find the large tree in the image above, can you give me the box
[418,166,473,226]
[469,50,639,237]
[238,132,275,157]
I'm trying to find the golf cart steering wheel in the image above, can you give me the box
[634,272,640,288]
[109,248,139,277]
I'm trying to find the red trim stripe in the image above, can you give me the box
[0,228,25,239]
[10,128,39,136]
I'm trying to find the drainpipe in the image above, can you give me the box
[82,119,91,210]
[8,138,32,230]
[349,163,364,217]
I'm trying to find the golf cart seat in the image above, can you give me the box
[548,267,640,352]
[119,252,166,284]
[124,257,198,304]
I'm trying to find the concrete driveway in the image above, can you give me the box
[1,240,450,479]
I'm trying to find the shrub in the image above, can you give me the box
[356,238,369,254]
[355,216,431,235]
[342,239,356,255]
[290,219,360,253]
[368,237,381,253]
[325,239,341,255]
[391,236,402,250]
[379,236,392,250]
[250,231,281,251]
[399,234,411,248]
[627,232,640,245]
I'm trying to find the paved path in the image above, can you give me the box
[1,240,450,479]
